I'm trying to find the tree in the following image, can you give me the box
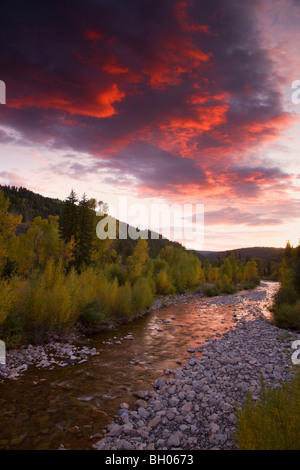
[0,189,22,275]
[126,239,149,282]
[76,194,97,269]
[60,191,97,270]
[219,257,233,283]
[292,241,300,294]
[243,260,259,284]
[11,216,63,276]
[59,189,78,243]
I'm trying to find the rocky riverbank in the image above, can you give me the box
[93,282,300,450]
[0,290,204,381]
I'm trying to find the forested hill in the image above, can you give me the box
[198,247,284,264]
[0,185,183,260]
[0,185,63,222]
[197,247,285,278]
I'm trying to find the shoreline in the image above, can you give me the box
[0,288,207,381]
[0,281,276,382]
[92,281,300,450]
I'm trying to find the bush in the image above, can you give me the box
[155,269,175,295]
[234,371,300,449]
[222,282,236,294]
[274,285,298,307]
[273,301,300,331]
[0,279,17,325]
[132,278,154,314]
[79,298,107,325]
[204,285,220,297]
[0,276,26,337]
[25,263,73,335]
[114,282,132,317]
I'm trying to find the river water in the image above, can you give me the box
[0,281,277,450]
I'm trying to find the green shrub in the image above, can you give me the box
[107,264,128,285]
[204,285,220,297]
[234,371,300,449]
[273,301,300,331]
[79,298,107,325]
[177,286,186,295]
[114,282,132,317]
[274,285,298,307]
[222,282,236,294]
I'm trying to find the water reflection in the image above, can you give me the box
[0,282,278,450]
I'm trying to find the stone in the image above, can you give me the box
[148,416,161,428]
[138,407,149,419]
[135,399,148,409]
[181,401,193,415]
[167,434,181,447]
[209,423,220,434]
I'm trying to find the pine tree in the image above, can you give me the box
[76,194,97,269]
[292,240,300,295]
[60,190,78,243]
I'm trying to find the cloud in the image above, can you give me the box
[0,171,28,187]
[0,0,298,204]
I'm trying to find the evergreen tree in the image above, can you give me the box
[59,189,78,243]
[283,240,293,261]
[292,241,300,294]
[76,194,97,269]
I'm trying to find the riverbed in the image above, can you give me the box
[0,281,284,450]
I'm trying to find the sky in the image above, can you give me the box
[0,0,299,251]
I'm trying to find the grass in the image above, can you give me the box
[234,369,300,450]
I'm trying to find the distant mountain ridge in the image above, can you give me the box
[198,246,284,264]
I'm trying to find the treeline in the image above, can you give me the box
[271,240,300,330]
[0,184,63,222]
[1,185,183,263]
[0,188,259,344]
[200,247,284,280]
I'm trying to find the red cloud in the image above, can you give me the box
[174,0,210,33]
[102,56,129,75]
[85,29,104,41]
[7,83,125,119]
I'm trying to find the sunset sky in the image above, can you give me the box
[0,0,299,251]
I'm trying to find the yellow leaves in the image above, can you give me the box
[156,269,175,295]
[0,280,16,325]
[0,189,22,273]
[25,259,74,333]
[127,239,150,282]
[243,260,259,284]
[11,215,63,276]
[0,277,25,326]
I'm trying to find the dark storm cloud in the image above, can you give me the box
[0,0,294,196]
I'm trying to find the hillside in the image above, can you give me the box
[0,185,183,260]
[198,247,284,263]
[197,247,284,277]
[0,185,63,222]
